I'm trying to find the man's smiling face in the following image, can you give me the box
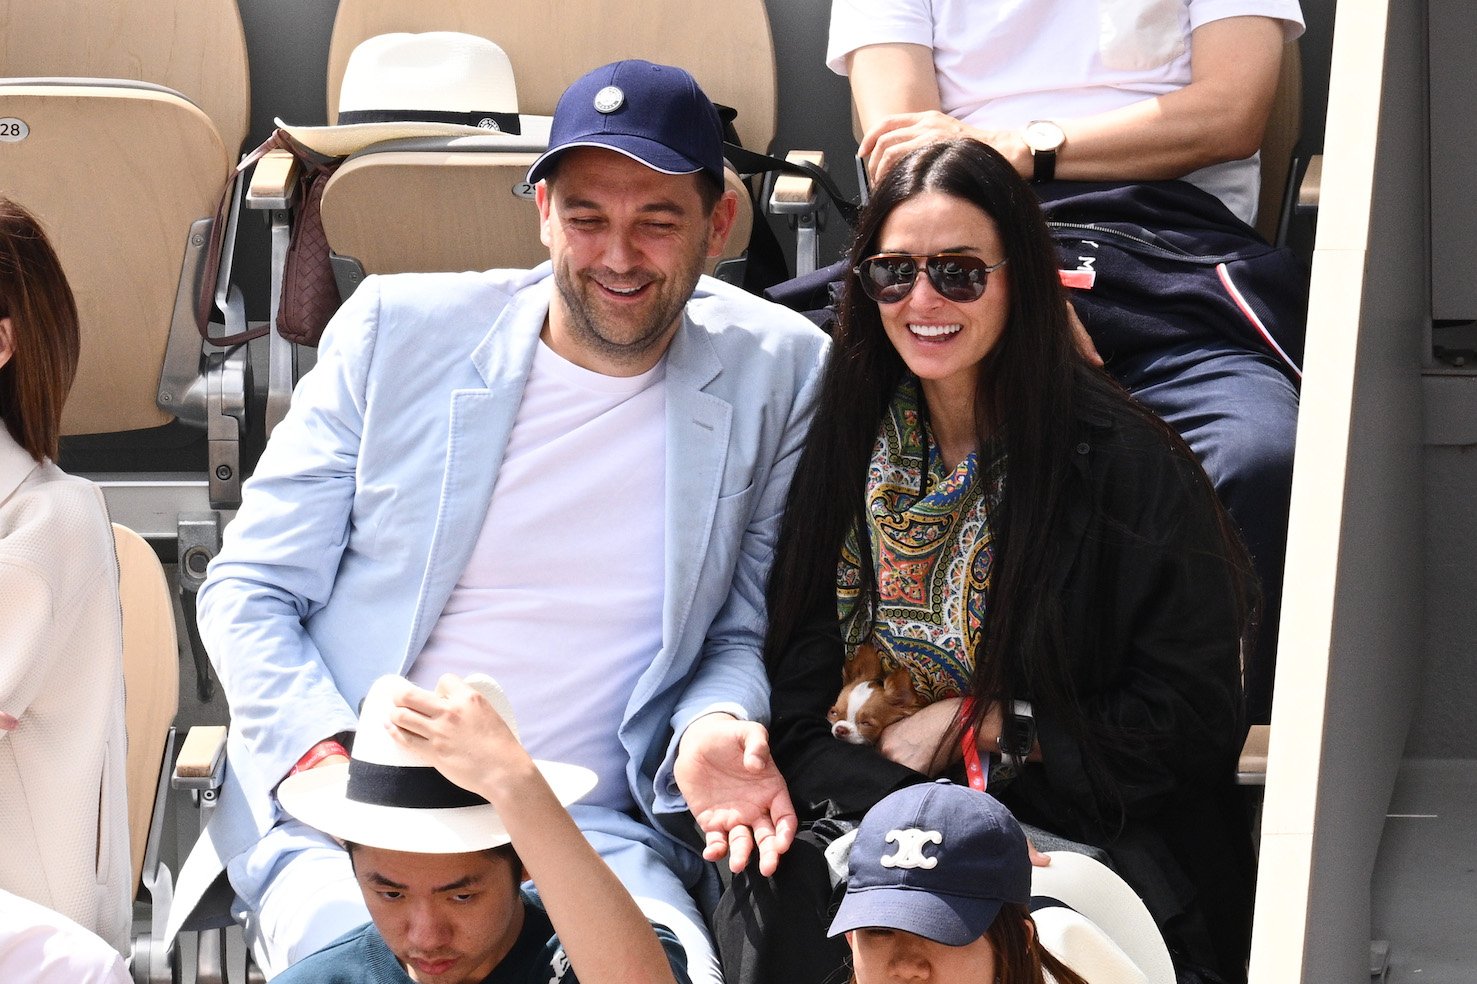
[537,147,735,376]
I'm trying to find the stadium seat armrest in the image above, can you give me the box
[174,725,229,791]
[1237,724,1270,786]
[770,151,828,277]
[247,149,301,210]
[768,150,825,216]
[1297,154,1322,212]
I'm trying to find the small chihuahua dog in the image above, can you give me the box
[827,642,922,745]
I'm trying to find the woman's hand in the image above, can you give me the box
[876,697,964,775]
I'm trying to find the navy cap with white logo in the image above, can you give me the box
[525,59,725,185]
[828,780,1032,946]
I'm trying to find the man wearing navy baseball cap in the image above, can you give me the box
[172,57,828,984]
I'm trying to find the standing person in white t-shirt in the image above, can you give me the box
[167,55,830,984]
[827,0,1305,727]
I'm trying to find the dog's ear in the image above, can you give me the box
[844,642,883,684]
[881,666,919,708]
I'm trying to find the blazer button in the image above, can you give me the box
[1075,442,1090,455]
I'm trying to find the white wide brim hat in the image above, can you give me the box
[278,674,595,854]
[277,31,531,158]
[1031,851,1177,984]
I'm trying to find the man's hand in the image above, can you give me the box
[859,112,1031,186]
[674,713,797,877]
[0,711,16,733]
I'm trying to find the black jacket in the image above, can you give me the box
[768,388,1254,980]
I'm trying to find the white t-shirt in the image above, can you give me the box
[827,0,1305,224]
[411,339,667,812]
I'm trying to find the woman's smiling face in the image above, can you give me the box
[871,191,1010,405]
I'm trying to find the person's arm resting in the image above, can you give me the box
[851,17,1286,184]
[194,282,390,792]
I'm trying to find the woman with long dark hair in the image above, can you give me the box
[716,140,1257,984]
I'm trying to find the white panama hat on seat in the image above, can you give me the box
[1030,851,1178,984]
[277,673,596,854]
[276,32,530,158]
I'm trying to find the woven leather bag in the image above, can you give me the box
[275,145,342,346]
[199,130,344,346]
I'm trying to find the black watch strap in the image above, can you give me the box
[1031,147,1057,183]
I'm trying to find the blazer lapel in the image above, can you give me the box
[402,284,549,666]
[649,316,731,691]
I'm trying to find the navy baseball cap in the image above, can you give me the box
[829,780,1032,946]
[525,60,725,185]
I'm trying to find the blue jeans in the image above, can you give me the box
[1109,339,1298,724]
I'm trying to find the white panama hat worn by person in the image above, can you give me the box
[277,674,595,854]
[275,31,551,159]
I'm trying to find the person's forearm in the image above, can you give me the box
[481,766,677,984]
[851,17,1285,183]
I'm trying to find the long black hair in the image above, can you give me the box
[764,139,1253,810]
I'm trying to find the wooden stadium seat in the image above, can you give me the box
[252,0,792,316]
[326,0,775,154]
[0,0,254,514]
[116,524,179,894]
[114,523,184,982]
[320,150,754,279]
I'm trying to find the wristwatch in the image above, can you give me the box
[1023,120,1065,183]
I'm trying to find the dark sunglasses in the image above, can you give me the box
[853,252,1007,304]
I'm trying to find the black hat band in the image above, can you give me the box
[346,760,489,810]
[335,108,521,135]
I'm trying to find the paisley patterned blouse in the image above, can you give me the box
[837,377,1008,701]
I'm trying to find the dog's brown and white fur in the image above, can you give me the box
[827,642,922,745]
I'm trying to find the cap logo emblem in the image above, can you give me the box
[593,85,625,114]
[881,827,942,869]
[477,117,500,131]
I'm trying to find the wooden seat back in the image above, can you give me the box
[115,524,179,891]
[0,0,251,155]
[0,85,231,434]
[1257,40,1304,242]
[326,0,777,153]
[321,153,752,277]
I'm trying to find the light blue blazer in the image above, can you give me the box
[169,266,829,934]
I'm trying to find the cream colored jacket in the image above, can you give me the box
[0,427,129,954]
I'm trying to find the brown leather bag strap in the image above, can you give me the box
[196,131,346,346]
[194,132,289,345]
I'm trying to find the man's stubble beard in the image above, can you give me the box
[551,247,709,372]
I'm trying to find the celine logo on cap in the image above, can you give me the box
[881,827,942,869]
[593,85,625,113]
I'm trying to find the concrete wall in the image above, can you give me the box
[1412,0,1477,759]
